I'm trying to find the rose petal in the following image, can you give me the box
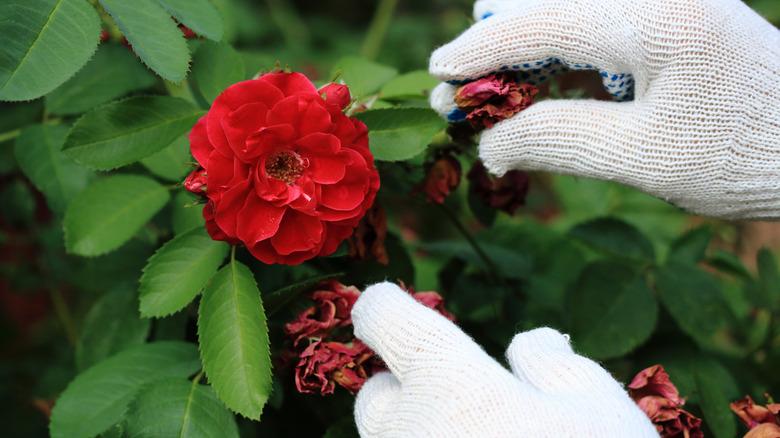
[236,195,286,244]
[189,117,213,167]
[258,72,319,96]
[214,180,250,237]
[222,102,268,158]
[270,211,323,255]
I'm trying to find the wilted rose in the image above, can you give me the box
[421,156,461,204]
[744,423,780,438]
[468,160,529,215]
[294,339,378,395]
[454,73,537,129]
[628,365,703,438]
[284,280,361,346]
[347,204,389,265]
[731,395,780,430]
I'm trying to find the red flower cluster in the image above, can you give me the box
[628,365,703,438]
[454,73,537,129]
[468,161,529,215]
[285,281,452,395]
[184,72,380,265]
[421,156,461,204]
[730,394,780,438]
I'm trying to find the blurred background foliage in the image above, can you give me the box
[1,0,780,437]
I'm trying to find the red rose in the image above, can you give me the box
[318,83,352,110]
[184,168,208,195]
[455,73,537,129]
[188,72,380,265]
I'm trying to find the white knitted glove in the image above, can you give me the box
[429,0,780,220]
[351,282,659,438]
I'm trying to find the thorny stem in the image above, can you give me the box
[435,201,501,283]
[361,0,399,60]
[49,289,78,346]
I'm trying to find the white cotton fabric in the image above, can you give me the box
[352,282,659,438]
[429,0,780,220]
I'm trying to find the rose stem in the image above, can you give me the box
[360,0,399,60]
[435,201,502,284]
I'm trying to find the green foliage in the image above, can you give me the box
[49,342,201,438]
[156,0,224,42]
[0,0,101,101]
[379,70,438,101]
[198,260,272,420]
[191,41,246,103]
[13,124,90,213]
[140,135,193,182]
[668,226,712,264]
[76,287,151,371]
[171,191,205,235]
[64,175,170,256]
[64,96,204,170]
[569,217,655,262]
[694,361,738,438]
[124,378,239,438]
[99,0,190,82]
[139,227,229,317]
[567,261,657,360]
[656,262,732,349]
[332,57,398,98]
[46,45,157,116]
[357,108,445,161]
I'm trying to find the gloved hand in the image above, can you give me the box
[430,0,780,220]
[351,282,658,437]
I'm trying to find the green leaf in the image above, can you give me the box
[125,379,239,438]
[567,261,657,359]
[191,41,245,104]
[693,361,738,438]
[379,70,438,101]
[323,416,360,438]
[64,175,170,256]
[668,226,712,264]
[13,124,90,213]
[155,0,224,42]
[0,0,101,101]
[331,56,397,99]
[198,260,272,420]
[49,341,201,438]
[99,0,190,82]
[656,262,732,348]
[46,44,157,115]
[356,108,445,161]
[757,248,780,308]
[63,96,203,170]
[139,227,229,317]
[171,191,205,235]
[569,217,655,261]
[76,287,150,370]
[140,134,192,182]
[706,250,752,279]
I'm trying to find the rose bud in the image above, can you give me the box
[178,24,197,39]
[99,29,110,42]
[347,204,389,265]
[186,72,380,265]
[421,156,461,204]
[468,161,529,216]
[318,83,352,110]
[455,73,538,130]
[183,168,207,196]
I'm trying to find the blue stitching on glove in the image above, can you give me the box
[481,12,494,20]
[447,109,468,122]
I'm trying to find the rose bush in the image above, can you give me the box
[1,0,779,437]
[185,72,380,265]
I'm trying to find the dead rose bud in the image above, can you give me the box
[744,423,780,438]
[318,83,352,110]
[284,280,361,346]
[455,73,538,130]
[730,395,780,430]
[183,168,208,195]
[421,156,461,204]
[287,281,454,395]
[628,365,703,438]
[468,160,529,215]
[347,204,389,265]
